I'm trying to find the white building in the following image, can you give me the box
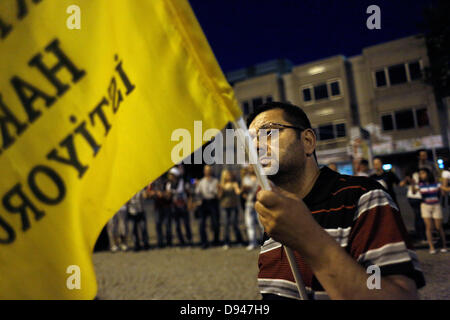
[227,35,449,175]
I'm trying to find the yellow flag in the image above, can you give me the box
[0,0,241,299]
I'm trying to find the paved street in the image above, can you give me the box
[94,246,261,300]
[93,244,450,300]
[93,193,450,300]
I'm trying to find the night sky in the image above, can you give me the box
[189,0,435,73]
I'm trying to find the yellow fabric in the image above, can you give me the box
[0,0,241,299]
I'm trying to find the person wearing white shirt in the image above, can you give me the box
[195,165,220,248]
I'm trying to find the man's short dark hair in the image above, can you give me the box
[246,101,313,131]
[360,159,369,166]
[246,101,316,160]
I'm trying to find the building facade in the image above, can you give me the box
[227,35,449,175]
[350,36,446,165]
[283,55,356,172]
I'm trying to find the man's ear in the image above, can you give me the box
[302,129,316,157]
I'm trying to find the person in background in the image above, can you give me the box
[166,167,193,247]
[186,177,202,225]
[370,157,400,204]
[328,163,338,172]
[241,166,263,250]
[415,168,447,254]
[400,166,426,243]
[147,176,171,248]
[195,165,220,249]
[106,204,129,252]
[356,159,371,177]
[127,188,150,251]
[417,149,439,179]
[218,169,244,249]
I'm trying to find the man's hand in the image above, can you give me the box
[255,184,316,253]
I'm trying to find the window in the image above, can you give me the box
[252,97,263,109]
[318,124,334,140]
[302,80,343,103]
[388,64,407,85]
[330,81,341,96]
[408,61,422,80]
[336,123,346,137]
[416,108,429,127]
[314,83,328,100]
[375,70,387,87]
[315,123,346,141]
[302,88,312,102]
[375,60,423,88]
[382,107,430,131]
[395,109,415,130]
[242,101,249,115]
[381,114,394,131]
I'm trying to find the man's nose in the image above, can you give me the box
[252,133,268,157]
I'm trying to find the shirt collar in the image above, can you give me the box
[303,166,340,206]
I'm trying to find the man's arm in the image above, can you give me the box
[255,186,419,300]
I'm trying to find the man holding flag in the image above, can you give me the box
[248,102,425,300]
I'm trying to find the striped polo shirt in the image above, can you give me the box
[418,182,441,205]
[258,166,425,300]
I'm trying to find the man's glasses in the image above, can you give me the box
[249,122,308,140]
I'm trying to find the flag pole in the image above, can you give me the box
[234,117,309,300]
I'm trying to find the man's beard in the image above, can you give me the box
[267,157,305,190]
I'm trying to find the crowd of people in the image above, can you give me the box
[331,149,450,255]
[105,164,264,252]
[106,149,449,255]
